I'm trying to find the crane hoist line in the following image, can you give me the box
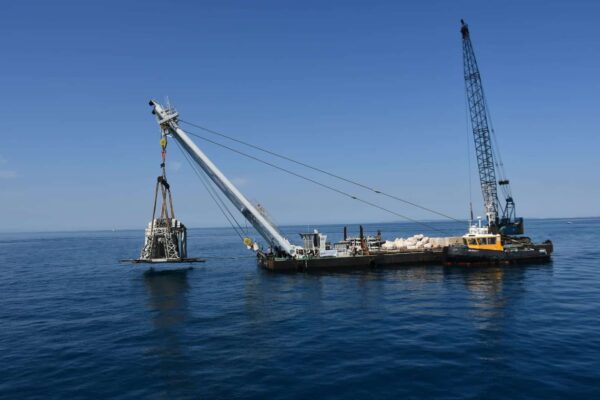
[178,119,462,223]
[179,128,454,235]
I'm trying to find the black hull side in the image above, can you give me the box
[258,250,445,272]
[444,245,552,266]
[257,239,554,272]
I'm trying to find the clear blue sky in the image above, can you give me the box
[1,0,598,232]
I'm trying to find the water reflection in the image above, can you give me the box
[456,267,512,326]
[143,269,197,396]
[448,266,528,318]
[245,264,551,328]
[443,265,552,366]
[144,269,191,328]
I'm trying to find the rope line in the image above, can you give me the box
[180,130,454,235]
[174,140,247,241]
[464,80,474,221]
[179,119,462,223]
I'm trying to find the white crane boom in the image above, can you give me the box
[149,100,297,257]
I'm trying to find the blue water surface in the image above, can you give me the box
[1,219,599,399]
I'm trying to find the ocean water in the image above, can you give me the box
[1,218,599,399]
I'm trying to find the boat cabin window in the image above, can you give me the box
[465,236,498,246]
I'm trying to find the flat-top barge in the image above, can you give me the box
[258,229,462,271]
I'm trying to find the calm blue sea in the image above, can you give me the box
[1,218,599,399]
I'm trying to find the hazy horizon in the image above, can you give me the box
[1,216,598,235]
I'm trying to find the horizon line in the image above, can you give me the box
[1,216,598,235]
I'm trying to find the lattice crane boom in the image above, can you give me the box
[461,20,523,235]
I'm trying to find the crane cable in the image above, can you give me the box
[178,129,455,235]
[173,139,248,241]
[464,83,474,222]
[176,140,247,240]
[484,100,513,203]
[179,119,463,223]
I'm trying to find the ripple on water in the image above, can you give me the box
[1,221,600,399]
